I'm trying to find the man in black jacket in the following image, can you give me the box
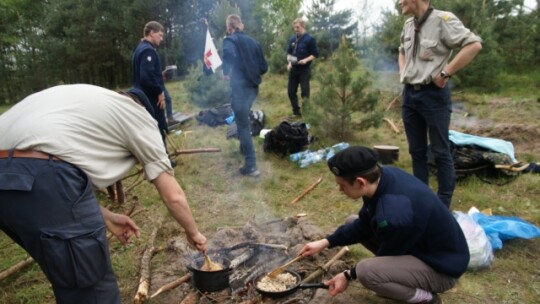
[222,15,268,177]
[286,18,318,116]
[299,146,469,303]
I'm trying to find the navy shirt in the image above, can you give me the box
[287,33,319,68]
[326,166,470,278]
[222,31,268,88]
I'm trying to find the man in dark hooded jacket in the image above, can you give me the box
[222,14,268,177]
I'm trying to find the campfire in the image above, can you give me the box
[148,215,351,303]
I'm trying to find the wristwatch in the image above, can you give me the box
[440,70,451,79]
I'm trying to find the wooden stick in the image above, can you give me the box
[291,176,323,204]
[150,273,191,299]
[302,246,349,283]
[0,256,34,281]
[169,148,221,157]
[383,118,400,134]
[133,216,164,304]
[116,180,125,205]
[386,94,400,111]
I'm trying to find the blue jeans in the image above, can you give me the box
[231,85,258,169]
[402,83,455,207]
[0,156,120,304]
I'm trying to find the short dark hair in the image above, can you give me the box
[342,165,381,185]
[144,21,164,37]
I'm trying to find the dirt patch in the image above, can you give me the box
[454,123,540,161]
[149,217,352,303]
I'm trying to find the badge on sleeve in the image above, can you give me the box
[147,56,152,62]
[377,219,388,228]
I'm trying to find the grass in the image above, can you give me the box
[1,72,539,303]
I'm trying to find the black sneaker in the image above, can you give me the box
[239,166,260,177]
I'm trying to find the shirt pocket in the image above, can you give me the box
[419,39,439,61]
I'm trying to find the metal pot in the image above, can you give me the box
[254,270,328,299]
[186,256,232,292]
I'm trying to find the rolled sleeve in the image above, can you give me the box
[441,13,482,48]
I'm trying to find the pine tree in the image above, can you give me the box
[184,61,230,109]
[304,35,381,142]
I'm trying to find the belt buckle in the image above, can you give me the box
[413,84,421,91]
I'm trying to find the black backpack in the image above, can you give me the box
[196,104,233,127]
[429,143,516,184]
[263,121,310,156]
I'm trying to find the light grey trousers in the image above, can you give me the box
[355,255,457,301]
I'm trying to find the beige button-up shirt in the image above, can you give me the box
[0,84,172,189]
[399,9,482,85]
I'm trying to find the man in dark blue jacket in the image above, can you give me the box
[132,21,168,147]
[222,15,267,177]
[286,18,319,116]
[299,146,469,303]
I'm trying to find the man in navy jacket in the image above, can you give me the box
[299,146,469,303]
[222,15,267,177]
[132,21,168,147]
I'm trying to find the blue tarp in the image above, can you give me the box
[449,130,517,163]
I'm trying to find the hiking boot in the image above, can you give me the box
[239,166,260,177]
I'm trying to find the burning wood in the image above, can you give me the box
[290,176,323,205]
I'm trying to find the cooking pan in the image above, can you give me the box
[254,270,328,299]
[186,256,232,292]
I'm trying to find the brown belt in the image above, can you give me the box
[0,150,61,161]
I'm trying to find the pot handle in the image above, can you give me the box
[299,283,329,289]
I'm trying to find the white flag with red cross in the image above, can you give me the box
[203,29,222,75]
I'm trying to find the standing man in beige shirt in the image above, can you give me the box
[398,0,482,208]
[0,84,207,304]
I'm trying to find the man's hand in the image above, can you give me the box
[287,62,292,71]
[325,272,349,296]
[101,206,141,244]
[298,239,330,257]
[433,72,450,88]
[157,92,165,109]
[186,231,207,253]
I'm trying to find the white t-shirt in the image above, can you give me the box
[0,84,172,189]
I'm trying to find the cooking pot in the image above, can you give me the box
[186,256,232,292]
[373,145,399,164]
[254,270,328,299]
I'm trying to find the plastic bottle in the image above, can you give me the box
[299,154,314,168]
[290,150,309,163]
[333,142,349,152]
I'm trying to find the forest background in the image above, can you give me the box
[0,0,539,103]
